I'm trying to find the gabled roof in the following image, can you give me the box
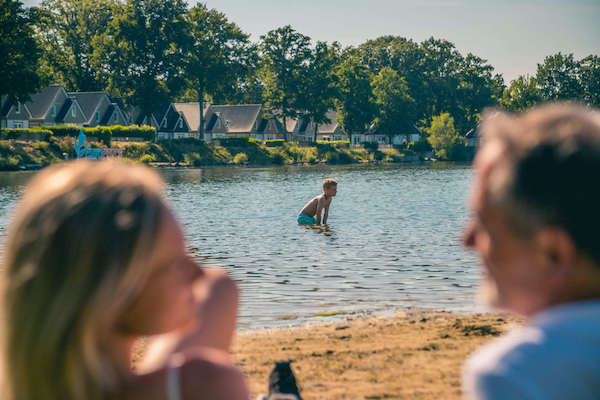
[25,85,64,119]
[317,110,339,134]
[257,116,284,133]
[55,98,73,122]
[68,91,109,124]
[99,104,116,125]
[172,102,210,132]
[131,103,170,126]
[204,104,262,133]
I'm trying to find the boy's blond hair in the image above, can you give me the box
[322,178,338,189]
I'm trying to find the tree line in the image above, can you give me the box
[2,0,599,153]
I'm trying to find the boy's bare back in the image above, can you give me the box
[299,194,330,218]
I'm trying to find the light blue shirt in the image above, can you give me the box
[463,300,600,400]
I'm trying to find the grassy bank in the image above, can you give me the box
[232,311,520,399]
[0,137,421,171]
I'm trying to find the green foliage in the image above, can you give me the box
[269,151,285,165]
[501,53,600,111]
[298,41,341,142]
[0,0,43,101]
[264,139,285,147]
[500,75,542,112]
[362,141,379,151]
[334,56,376,143]
[36,0,116,91]
[93,0,188,114]
[233,152,248,164]
[218,137,254,147]
[183,4,253,134]
[259,25,312,140]
[407,139,432,153]
[371,67,416,140]
[536,53,583,102]
[426,113,466,160]
[139,153,156,164]
[356,36,504,134]
[0,128,53,141]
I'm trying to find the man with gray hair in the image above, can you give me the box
[462,103,600,399]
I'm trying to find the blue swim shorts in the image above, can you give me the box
[297,213,317,225]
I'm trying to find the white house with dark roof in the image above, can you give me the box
[172,102,211,139]
[288,110,345,142]
[1,96,32,129]
[353,123,422,145]
[24,85,88,127]
[202,104,284,141]
[156,103,192,140]
[68,91,128,127]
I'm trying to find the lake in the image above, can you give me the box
[0,163,484,331]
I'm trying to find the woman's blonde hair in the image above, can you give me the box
[1,160,166,400]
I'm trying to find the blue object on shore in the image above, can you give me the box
[75,130,103,160]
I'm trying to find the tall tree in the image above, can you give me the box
[259,25,311,141]
[334,56,376,144]
[184,3,253,137]
[298,41,341,142]
[579,55,600,107]
[500,75,542,112]
[0,0,43,103]
[93,0,188,114]
[36,0,116,91]
[536,53,583,102]
[371,67,416,144]
[426,112,465,160]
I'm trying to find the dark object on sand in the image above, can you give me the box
[268,361,302,400]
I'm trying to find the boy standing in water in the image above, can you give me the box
[297,178,337,225]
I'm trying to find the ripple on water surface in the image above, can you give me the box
[0,164,483,330]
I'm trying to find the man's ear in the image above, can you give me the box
[535,227,577,282]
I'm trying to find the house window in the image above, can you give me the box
[178,119,182,128]
[162,119,167,128]
[71,106,76,118]
[216,119,221,129]
[95,111,99,122]
[51,104,56,116]
[15,103,20,114]
[14,121,23,128]
[114,113,118,123]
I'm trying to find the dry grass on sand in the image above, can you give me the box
[232,311,521,400]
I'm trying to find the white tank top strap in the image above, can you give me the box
[166,353,186,400]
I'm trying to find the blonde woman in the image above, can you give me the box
[0,160,249,400]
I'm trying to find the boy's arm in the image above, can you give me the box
[315,198,324,225]
[323,202,330,224]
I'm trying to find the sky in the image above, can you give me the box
[22,0,600,83]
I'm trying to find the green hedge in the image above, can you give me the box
[45,125,156,145]
[0,128,53,141]
[217,137,255,147]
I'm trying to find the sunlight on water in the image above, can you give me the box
[0,164,483,330]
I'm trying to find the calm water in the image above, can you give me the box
[0,164,483,330]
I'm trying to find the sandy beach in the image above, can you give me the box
[232,311,521,399]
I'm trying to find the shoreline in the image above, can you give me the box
[232,310,521,399]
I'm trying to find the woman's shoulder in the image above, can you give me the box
[115,349,248,400]
[178,348,248,399]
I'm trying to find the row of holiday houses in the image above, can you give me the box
[1,85,424,145]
